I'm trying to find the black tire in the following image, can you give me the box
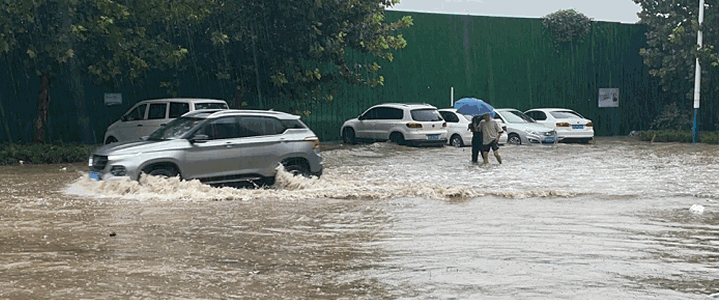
[508,133,522,145]
[389,132,405,145]
[579,138,593,144]
[105,136,118,144]
[450,134,464,147]
[342,127,356,145]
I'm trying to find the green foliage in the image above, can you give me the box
[542,9,592,50]
[634,0,719,98]
[649,103,693,130]
[634,130,718,144]
[197,0,412,113]
[0,144,97,165]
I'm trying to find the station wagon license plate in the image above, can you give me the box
[427,134,439,140]
[89,171,101,181]
[572,125,583,129]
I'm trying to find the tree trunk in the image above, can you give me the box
[33,72,50,144]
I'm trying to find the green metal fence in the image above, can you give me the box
[0,11,716,144]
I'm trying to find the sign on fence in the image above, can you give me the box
[598,88,619,108]
[104,93,122,106]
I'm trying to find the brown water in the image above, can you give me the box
[1,137,717,299]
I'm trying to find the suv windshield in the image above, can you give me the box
[147,117,205,141]
[411,109,443,121]
[498,110,536,123]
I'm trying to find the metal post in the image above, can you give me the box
[450,87,454,107]
[692,0,704,143]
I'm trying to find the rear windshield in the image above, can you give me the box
[195,102,229,110]
[411,109,443,121]
[550,110,584,119]
[498,110,535,123]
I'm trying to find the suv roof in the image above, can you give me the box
[373,103,437,109]
[183,109,301,120]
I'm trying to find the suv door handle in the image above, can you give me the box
[160,124,166,127]
[137,124,143,127]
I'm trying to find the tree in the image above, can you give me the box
[0,0,209,143]
[633,0,718,101]
[542,9,593,51]
[199,0,413,113]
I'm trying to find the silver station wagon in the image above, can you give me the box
[89,109,323,186]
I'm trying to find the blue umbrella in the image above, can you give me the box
[453,98,495,117]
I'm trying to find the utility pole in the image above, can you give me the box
[692,0,704,143]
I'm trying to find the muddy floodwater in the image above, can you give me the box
[0,137,717,299]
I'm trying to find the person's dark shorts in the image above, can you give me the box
[482,140,499,152]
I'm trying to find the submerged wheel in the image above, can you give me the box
[389,132,405,145]
[105,136,118,144]
[342,127,356,145]
[450,134,464,147]
[143,165,179,179]
[508,133,522,145]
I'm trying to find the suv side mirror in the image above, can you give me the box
[190,134,209,144]
[121,115,129,122]
[358,115,366,121]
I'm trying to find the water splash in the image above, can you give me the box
[64,166,579,202]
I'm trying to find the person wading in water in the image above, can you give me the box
[479,113,503,164]
[469,115,484,163]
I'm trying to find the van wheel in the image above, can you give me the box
[450,135,464,147]
[105,136,118,144]
[342,127,356,145]
[508,133,522,145]
[389,132,405,145]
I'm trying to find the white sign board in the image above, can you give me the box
[598,88,619,108]
[104,93,122,106]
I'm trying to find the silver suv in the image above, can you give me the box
[340,103,447,146]
[89,109,323,186]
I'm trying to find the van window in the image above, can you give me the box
[195,102,229,110]
[148,103,167,120]
[124,104,147,121]
[169,102,190,118]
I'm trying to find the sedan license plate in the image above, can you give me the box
[427,134,439,140]
[572,125,583,129]
[544,137,555,143]
[89,171,101,181]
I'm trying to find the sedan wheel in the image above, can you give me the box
[450,135,464,147]
[508,134,522,145]
[342,127,356,145]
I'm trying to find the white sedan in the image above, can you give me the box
[438,108,507,147]
[524,108,594,143]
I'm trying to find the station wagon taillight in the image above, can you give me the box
[442,122,447,128]
[304,137,320,150]
[406,122,422,129]
[585,122,593,127]
[556,122,571,127]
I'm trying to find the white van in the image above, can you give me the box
[103,98,229,144]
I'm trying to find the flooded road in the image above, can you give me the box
[1,137,717,299]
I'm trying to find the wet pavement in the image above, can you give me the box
[0,137,717,299]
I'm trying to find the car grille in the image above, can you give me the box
[91,155,108,171]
